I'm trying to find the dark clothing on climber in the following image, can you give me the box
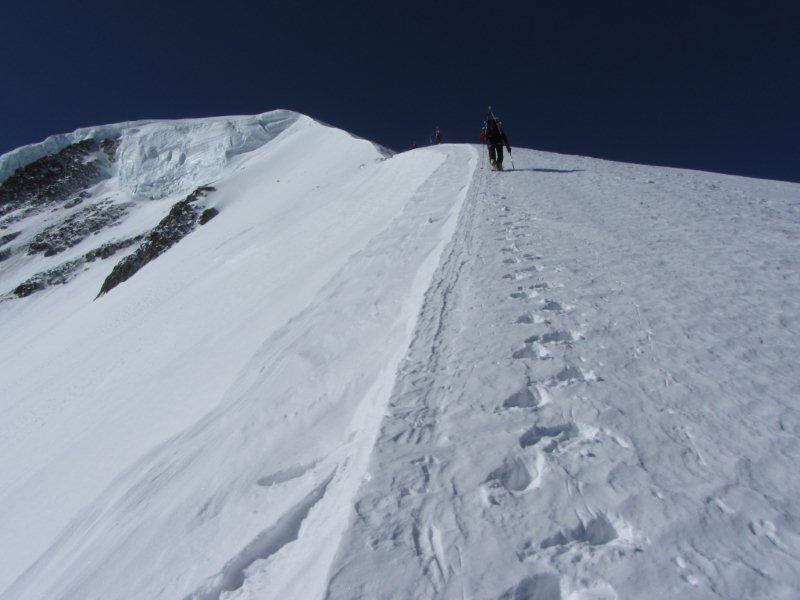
[480,116,511,170]
[488,141,507,169]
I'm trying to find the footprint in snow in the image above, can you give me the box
[525,330,575,345]
[539,513,619,549]
[498,573,561,600]
[554,364,584,384]
[542,299,563,312]
[512,338,550,360]
[485,457,533,492]
[517,313,546,325]
[512,345,543,360]
[502,386,540,409]
[509,289,535,300]
[503,266,538,281]
[519,423,578,451]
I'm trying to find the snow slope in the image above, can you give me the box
[1,114,799,599]
[324,151,800,599]
[0,113,475,597]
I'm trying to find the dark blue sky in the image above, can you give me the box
[3,1,799,182]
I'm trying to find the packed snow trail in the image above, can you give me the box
[324,149,800,599]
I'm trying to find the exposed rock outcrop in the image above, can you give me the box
[0,231,20,247]
[27,200,132,257]
[0,231,21,262]
[11,259,85,298]
[8,235,143,298]
[97,186,217,297]
[0,138,116,217]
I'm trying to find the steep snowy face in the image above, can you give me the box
[0,110,305,300]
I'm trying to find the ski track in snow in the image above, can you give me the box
[2,116,800,600]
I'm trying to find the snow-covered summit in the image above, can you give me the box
[1,112,799,600]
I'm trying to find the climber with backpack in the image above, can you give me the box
[479,108,512,170]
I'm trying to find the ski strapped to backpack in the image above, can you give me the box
[485,106,514,171]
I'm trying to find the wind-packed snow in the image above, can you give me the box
[1,113,799,600]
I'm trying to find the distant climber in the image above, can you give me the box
[480,109,511,171]
[432,127,443,144]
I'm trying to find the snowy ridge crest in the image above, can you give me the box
[0,110,302,198]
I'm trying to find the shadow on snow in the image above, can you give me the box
[508,168,584,173]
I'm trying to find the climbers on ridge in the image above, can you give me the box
[480,107,512,171]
